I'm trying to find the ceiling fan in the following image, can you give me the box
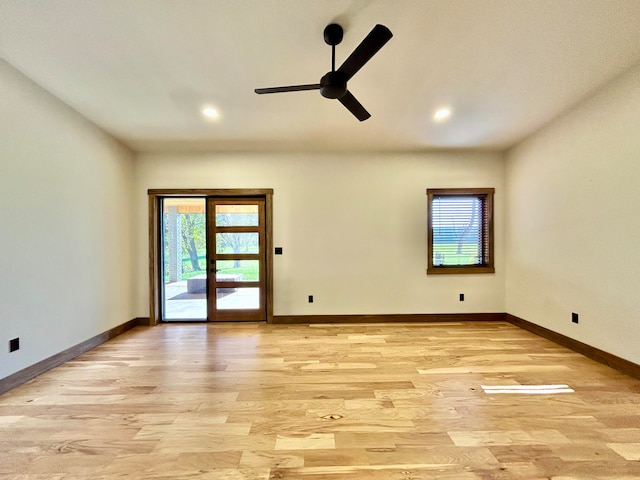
[255,23,393,121]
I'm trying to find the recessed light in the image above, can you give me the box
[433,108,451,122]
[201,106,219,119]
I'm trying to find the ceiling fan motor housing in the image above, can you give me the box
[320,71,347,99]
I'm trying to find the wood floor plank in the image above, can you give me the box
[1,321,640,479]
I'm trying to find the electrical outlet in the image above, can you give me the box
[459,293,465,301]
[308,295,314,303]
[9,338,19,352]
[572,312,579,324]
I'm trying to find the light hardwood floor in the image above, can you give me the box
[1,321,640,479]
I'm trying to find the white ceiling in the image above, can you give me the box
[2,0,640,153]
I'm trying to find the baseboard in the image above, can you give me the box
[0,318,142,395]
[506,313,640,380]
[273,313,505,324]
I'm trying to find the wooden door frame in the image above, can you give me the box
[147,188,274,325]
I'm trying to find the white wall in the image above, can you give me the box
[134,151,505,318]
[505,62,640,364]
[0,61,136,379]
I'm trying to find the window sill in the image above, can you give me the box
[427,266,495,275]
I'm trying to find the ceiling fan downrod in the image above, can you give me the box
[323,23,343,72]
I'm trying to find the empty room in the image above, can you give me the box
[1,1,640,479]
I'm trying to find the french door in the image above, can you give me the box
[206,198,266,321]
[151,190,272,324]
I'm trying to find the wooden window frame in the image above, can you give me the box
[426,188,495,275]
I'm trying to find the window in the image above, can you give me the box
[427,188,495,274]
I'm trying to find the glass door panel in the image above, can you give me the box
[215,259,260,282]
[160,198,207,321]
[215,204,259,226]
[216,288,261,310]
[215,232,259,254]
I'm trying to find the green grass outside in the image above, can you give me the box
[432,243,480,266]
[215,260,259,281]
[164,255,259,282]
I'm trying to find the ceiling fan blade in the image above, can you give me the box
[337,24,392,81]
[255,84,321,94]
[338,90,371,121]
